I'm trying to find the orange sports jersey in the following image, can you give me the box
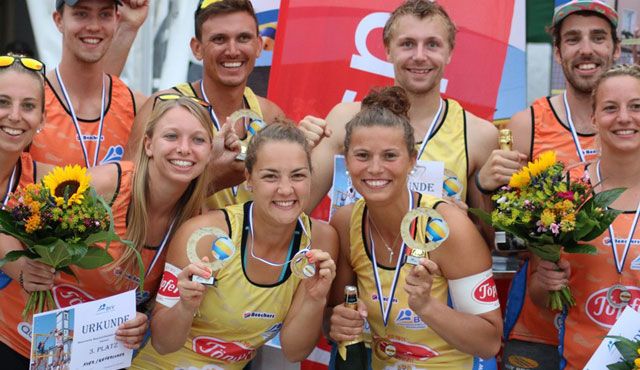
[561,211,640,369]
[509,96,598,346]
[29,75,135,167]
[0,161,168,358]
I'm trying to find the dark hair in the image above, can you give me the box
[383,0,457,50]
[548,10,620,49]
[592,64,640,113]
[344,86,416,157]
[195,0,259,40]
[245,120,313,174]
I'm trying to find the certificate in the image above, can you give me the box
[584,306,640,369]
[30,290,136,370]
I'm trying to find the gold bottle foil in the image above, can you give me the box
[339,285,363,354]
[499,128,512,151]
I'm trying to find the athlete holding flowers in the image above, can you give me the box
[327,86,502,369]
[132,122,338,370]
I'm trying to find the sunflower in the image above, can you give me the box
[527,151,556,177]
[43,165,91,206]
[509,168,531,189]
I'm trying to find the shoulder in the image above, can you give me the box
[329,204,355,236]
[465,111,498,164]
[465,111,498,138]
[310,219,339,257]
[257,96,285,123]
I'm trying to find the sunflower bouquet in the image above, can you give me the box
[606,336,640,370]
[0,165,133,318]
[471,151,624,310]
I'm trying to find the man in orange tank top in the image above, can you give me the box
[475,1,621,369]
[28,0,148,167]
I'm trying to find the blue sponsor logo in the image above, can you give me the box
[395,308,427,330]
[100,145,124,164]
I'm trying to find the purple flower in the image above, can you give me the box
[550,223,560,235]
[557,191,574,201]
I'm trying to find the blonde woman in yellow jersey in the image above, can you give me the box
[327,87,502,369]
[132,122,338,369]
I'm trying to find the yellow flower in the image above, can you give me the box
[635,357,640,368]
[25,214,41,233]
[43,165,91,206]
[541,209,556,227]
[509,169,531,188]
[528,151,556,177]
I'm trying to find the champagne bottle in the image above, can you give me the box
[335,285,368,370]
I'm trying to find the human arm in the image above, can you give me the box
[103,0,149,77]
[527,256,571,308]
[406,203,502,358]
[299,115,332,149]
[206,117,242,196]
[306,102,360,213]
[0,234,55,289]
[123,90,157,160]
[150,212,225,354]
[279,221,338,361]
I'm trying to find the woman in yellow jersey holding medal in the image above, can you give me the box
[327,87,502,369]
[133,122,338,369]
[529,64,640,369]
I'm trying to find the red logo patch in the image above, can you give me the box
[473,277,498,303]
[585,287,640,327]
[384,338,439,361]
[158,271,179,298]
[192,336,255,363]
[53,284,94,307]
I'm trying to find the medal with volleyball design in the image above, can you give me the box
[187,227,237,286]
[442,169,463,200]
[401,207,449,265]
[228,109,266,161]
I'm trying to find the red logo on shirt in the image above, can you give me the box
[192,336,255,363]
[53,284,94,307]
[380,338,439,361]
[473,277,498,303]
[158,270,179,298]
[585,287,640,327]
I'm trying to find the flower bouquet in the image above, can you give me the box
[606,336,640,370]
[0,165,141,318]
[471,151,624,310]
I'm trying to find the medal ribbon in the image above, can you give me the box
[370,187,414,326]
[415,98,444,160]
[247,202,309,267]
[596,161,640,274]
[55,68,106,168]
[146,218,176,278]
[562,91,587,162]
[199,79,222,131]
[2,165,17,208]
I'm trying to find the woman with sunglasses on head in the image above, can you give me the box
[327,87,502,369]
[131,122,338,370]
[0,56,225,367]
[528,64,640,369]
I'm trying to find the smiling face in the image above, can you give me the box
[345,125,416,205]
[593,75,640,155]
[386,14,452,96]
[554,14,620,95]
[0,70,45,154]
[246,140,311,226]
[144,106,213,186]
[191,11,262,89]
[53,0,119,64]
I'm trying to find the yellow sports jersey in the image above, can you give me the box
[418,99,468,202]
[132,202,309,370]
[350,194,473,369]
[172,82,263,210]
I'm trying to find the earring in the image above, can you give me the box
[246,185,253,192]
[36,128,42,134]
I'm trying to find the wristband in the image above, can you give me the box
[474,171,495,195]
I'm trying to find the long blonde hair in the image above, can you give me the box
[115,97,213,282]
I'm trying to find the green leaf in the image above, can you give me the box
[528,244,561,262]
[468,208,492,226]
[67,244,88,266]
[74,247,113,269]
[593,188,626,208]
[613,338,640,362]
[563,243,597,255]
[607,362,632,370]
[32,240,72,269]
[0,250,39,267]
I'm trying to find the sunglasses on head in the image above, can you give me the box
[0,55,46,75]
[198,0,223,10]
[153,94,210,109]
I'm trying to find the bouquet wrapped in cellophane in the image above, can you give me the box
[606,336,640,370]
[0,165,141,318]
[471,151,624,310]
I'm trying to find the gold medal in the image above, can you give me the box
[375,338,396,360]
[187,227,236,285]
[400,207,449,265]
[228,109,265,161]
[290,249,316,279]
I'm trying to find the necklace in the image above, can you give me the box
[368,214,401,264]
[2,164,17,208]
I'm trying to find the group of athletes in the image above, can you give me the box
[0,0,638,369]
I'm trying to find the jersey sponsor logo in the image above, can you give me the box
[243,311,275,319]
[53,284,94,307]
[379,338,439,362]
[394,309,427,330]
[602,237,640,246]
[506,355,539,369]
[18,322,31,341]
[261,322,283,340]
[100,145,124,164]
[192,336,255,363]
[585,287,640,327]
[76,134,104,142]
[158,270,179,298]
[631,255,640,271]
[473,276,498,303]
[371,294,398,304]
